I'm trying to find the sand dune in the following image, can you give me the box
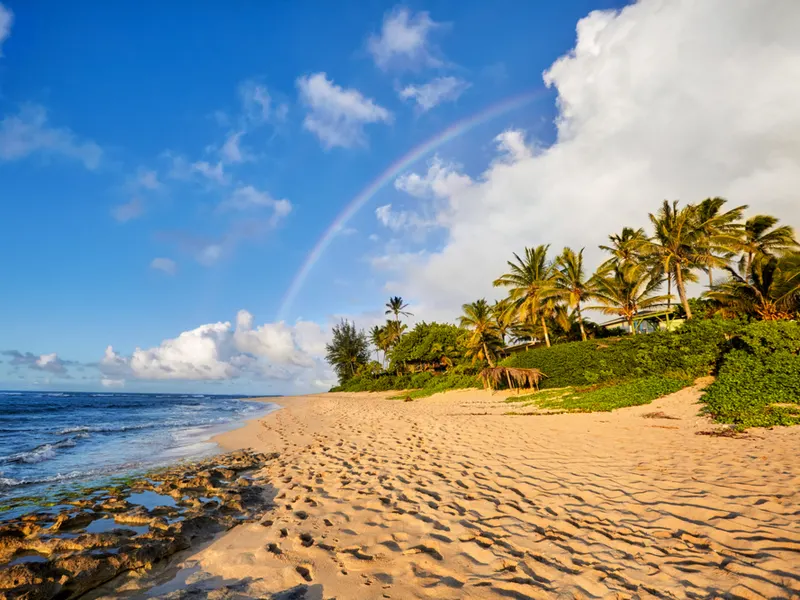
[106,384,800,599]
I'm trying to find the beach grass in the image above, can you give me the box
[506,376,691,413]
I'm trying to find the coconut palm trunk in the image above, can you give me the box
[575,304,587,342]
[540,316,551,348]
[482,342,495,367]
[674,265,693,319]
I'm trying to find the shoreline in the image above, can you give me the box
[211,394,298,451]
[0,396,282,518]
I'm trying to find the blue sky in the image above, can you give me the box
[1,1,797,393]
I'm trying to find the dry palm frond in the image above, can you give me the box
[480,366,546,392]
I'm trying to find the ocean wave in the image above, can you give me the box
[0,469,94,489]
[0,436,81,465]
[56,423,157,435]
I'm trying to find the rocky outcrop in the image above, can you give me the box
[0,450,276,600]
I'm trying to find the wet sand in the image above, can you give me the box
[125,385,800,598]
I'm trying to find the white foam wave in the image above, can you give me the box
[0,437,79,465]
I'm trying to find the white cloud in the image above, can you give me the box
[374,0,800,316]
[0,3,12,54]
[399,76,469,111]
[368,7,443,71]
[219,185,292,221]
[150,257,177,275]
[297,72,392,149]
[238,80,287,124]
[375,203,433,233]
[161,151,193,180]
[395,155,472,199]
[233,310,324,368]
[0,104,102,169]
[136,168,161,190]
[112,198,144,222]
[197,244,223,266]
[493,130,533,162]
[97,311,332,387]
[131,322,237,381]
[101,378,124,388]
[3,350,70,375]
[220,131,248,163]
[191,160,226,184]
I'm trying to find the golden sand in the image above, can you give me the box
[126,385,800,598]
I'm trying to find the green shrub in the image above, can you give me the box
[702,321,800,428]
[410,372,434,388]
[501,318,743,389]
[388,322,468,372]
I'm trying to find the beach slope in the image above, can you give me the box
[127,385,800,599]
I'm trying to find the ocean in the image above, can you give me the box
[0,390,279,514]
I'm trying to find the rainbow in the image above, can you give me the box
[277,88,548,320]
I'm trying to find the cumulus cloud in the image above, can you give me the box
[97,311,332,388]
[112,197,144,222]
[375,0,800,317]
[297,73,392,149]
[101,378,124,388]
[219,185,292,221]
[399,76,469,111]
[150,257,177,275]
[2,350,71,375]
[0,104,102,169]
[0,3,12,54]
[394,156,472,199]
[191,160,227,184]
[368,7,443,71]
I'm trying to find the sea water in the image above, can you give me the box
[0,391,278,514]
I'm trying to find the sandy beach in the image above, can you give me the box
[101,384,799,599]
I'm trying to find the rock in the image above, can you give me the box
[50,512,94,532]
[0,562,63,600]
[0,449,276,600]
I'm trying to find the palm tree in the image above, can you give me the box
[369,325,387,367]
[382,319,407,349]
[590,265,670,334]
[459,299,502,367]
[491,299,515,346]
[648,200,702,320]
[693,197,747,288]
[706,253,800,320]
[493,245,559,347]
[737,215,799,273]
[600,227,650,272]
[385,296,412,322]
[554,247,593,341]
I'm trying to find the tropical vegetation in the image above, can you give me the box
[325,198,799,426]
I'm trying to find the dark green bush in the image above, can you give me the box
[410,372,434,388]
[501,318,744,389]
[702,321,800,427]
[332,369,480,397]
[388,322,468,372]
